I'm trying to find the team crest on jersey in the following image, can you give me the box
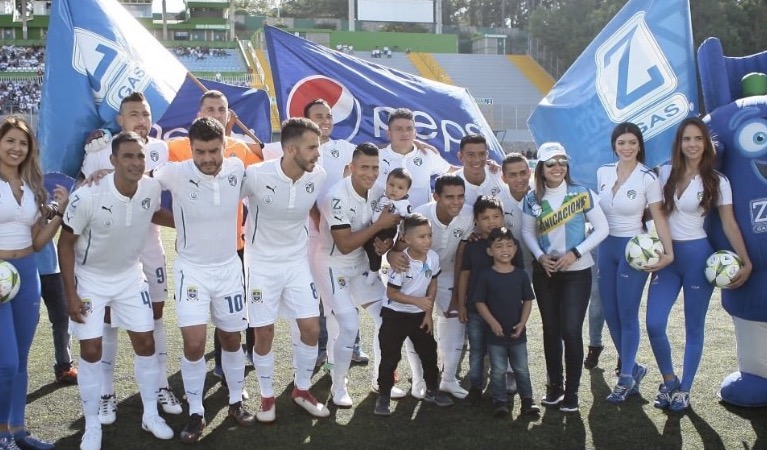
[264,195,273,204]
[453,228,465,238]
[103,218,114,228]
[337,276,347,288]
[422,263,433,278]
[331,148,339,158]
[697,191,704,201]
[491,187,501,196]
[413,156,423,166]
[141,198,151,210]
[228,175,237,187]
[187,286,198,301]
[251,289,263,303]
[627,190,637,200]
[306,182,315,194]
[149,150,159,162]
[190,191,199,200]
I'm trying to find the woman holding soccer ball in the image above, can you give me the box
[522,142,608,413]
[647,117,752,412]
[0,116,68,450]
[597,122,675,404]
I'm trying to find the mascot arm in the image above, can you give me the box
[718,204,754,288]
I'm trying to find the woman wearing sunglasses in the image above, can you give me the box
[521,142,608,412]
[646,117,752,412]
[596,122,674,404]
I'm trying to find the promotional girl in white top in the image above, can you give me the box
[647,117,752,412]
[596,122,674,403]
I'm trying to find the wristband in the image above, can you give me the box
[570,247,582,259]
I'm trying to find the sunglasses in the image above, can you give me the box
[544,158,569,168]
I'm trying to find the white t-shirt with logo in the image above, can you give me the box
[242,159,326,265]
[457,166,507,208]
[597,163,663,237]
[64,173,160,279]
[375,145,452,208]
[385,248,441,314]
[154,158,245,266]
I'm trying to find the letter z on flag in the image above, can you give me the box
[527,0,698,190]
[264,25,504,165]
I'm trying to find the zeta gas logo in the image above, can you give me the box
[285,75,362,141]
[594,12,691,139]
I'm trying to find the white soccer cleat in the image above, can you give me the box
[141,415,174,440]
[411,380,426,400]
[98,394,116,425]
[291,388,330,418]
[256,396,276,423]
[157,387,183,415]
[439,380,469,399]
[371,383,407,399]
[331,385,353,408]
[80,426,102,450]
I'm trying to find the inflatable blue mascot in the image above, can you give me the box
[698,37,767,407]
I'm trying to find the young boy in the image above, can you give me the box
[364,168,413,284]
[457,196,523,406]
[473,227,540,417]
[375,214,453,416]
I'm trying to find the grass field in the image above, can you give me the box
[23,229,766,449]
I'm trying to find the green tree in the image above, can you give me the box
[279,0,347,18]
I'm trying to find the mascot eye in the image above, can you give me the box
[736,120,767,155]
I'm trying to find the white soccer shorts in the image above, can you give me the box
[246,260,319,327]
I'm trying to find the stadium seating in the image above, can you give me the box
[173,46,247,73]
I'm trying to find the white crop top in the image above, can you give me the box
[0,181,39,250]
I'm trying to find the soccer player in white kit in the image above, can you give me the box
[59,132,174,450]
[314,143,401,407]
[80,92,181,424]
[242,118,329,421]
[153,118,255,443]
[455,134,509,208]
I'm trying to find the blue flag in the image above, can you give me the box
[527,0,698,190]
[264,25,503,165]
[39,0,270,178]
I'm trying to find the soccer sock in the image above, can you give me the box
[78,358,101,429]
[153,318,169,389]
[405,338,424,386]
[437,316,465,384]
[253,351,275,398]
[365,301,383,385]
[221,349,245,405]
[331,310,358,388]
[294,340,317,391]
[134,354,160,420]
[100,324,118,397]
[325,313,339,366]
[181,356,206,416]
[289,321,300,370]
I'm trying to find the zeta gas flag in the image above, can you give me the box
[527,0,698,190]
[264,25,503,165]
[38,0,271,178]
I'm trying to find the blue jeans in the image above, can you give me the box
[488,343,533,403]
[39,273,73,373]
[467,311,487,390]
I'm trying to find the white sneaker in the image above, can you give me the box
[331,385,353,408]
[291,388,330,418]
[141,415,174,440]
[370,383,407,399]
[80,426,102,450]
[157,387,182,415]
[98,394,116,425]
[411,380,426,400]
[256,397,276,423]
[439,380,469,399]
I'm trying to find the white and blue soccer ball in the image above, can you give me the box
[705,250,743,288]
[624,233,664,270]
[0,260,21,304]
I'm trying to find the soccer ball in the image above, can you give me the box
[624,233,665,270]
[705,250,743,288]
[0,260,21,304]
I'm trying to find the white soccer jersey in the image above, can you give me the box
[64,173,160,278]
[153,158,245,265]
[319,176,384,269]
[385,248,441,314]
[597,163,662,237]
[261,142,283,161]
[457,166,507,207]
[81,137,168,177]
[658,164,732,241]
[242,159,326,265]
[372,196,412,222]
[414,202,473,289]
[375,145,452,208]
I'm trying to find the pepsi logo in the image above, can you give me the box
[286,76,362,141]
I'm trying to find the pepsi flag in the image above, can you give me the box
[264,25,503,165]
[38,0,270,178]
[527,0,698,190]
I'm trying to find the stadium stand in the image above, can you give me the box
[354,52,419,74]
[0,45,45,72]
[0,78,42,114]
[172,46,247,73]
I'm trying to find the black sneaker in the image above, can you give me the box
[584,346,603,369]
[465,387,483,406]
[180,413,206,444]
[541,384,565,407]
[521,398,541,416]
[559,393,579,413]
[493,401,510,417]
[374,396,391,416]
[424,389,454,407]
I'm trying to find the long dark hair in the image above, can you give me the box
[661,117,719,216]
[533,161,574,204]
[611,122,646,164]
[0,116,47,213]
